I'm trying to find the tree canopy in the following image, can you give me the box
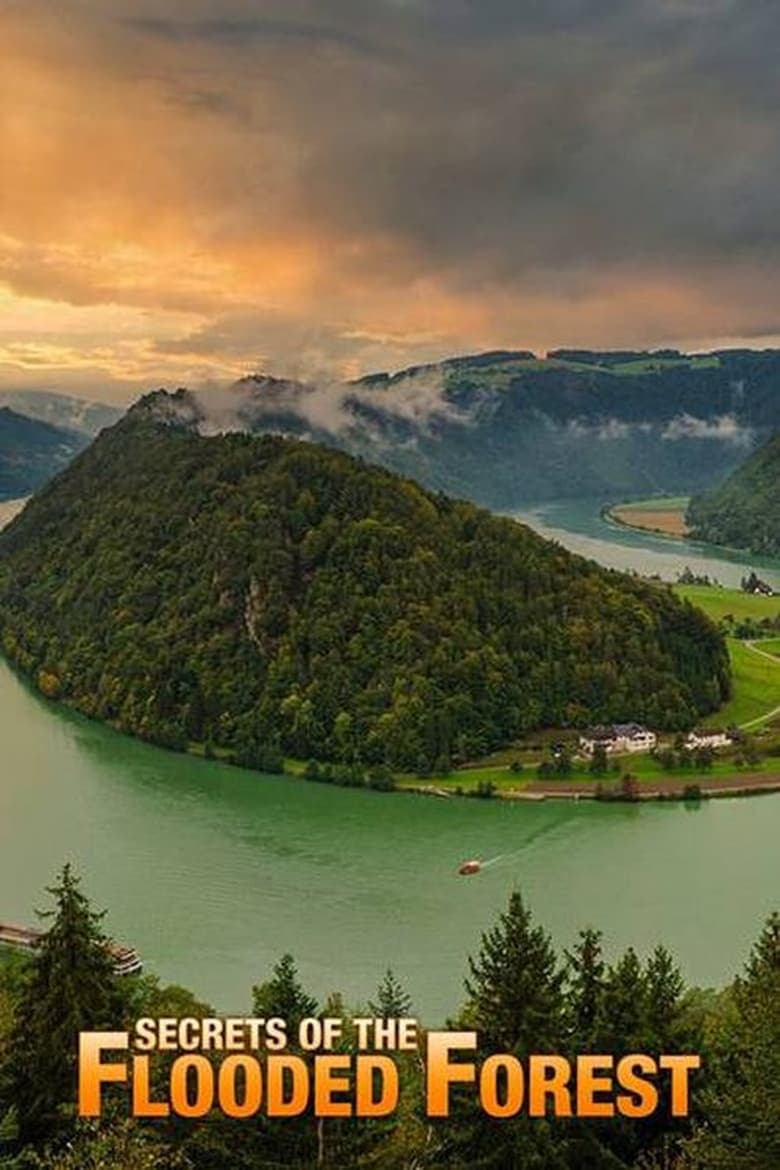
[687,431,780,556]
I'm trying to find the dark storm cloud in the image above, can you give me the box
[125,14,386,59]
[125,0,780,284]
[4,0,780,395]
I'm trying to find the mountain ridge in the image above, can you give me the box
[0,390,122,437]
[185,347,780,507]
[10,345,780,506]
[0,407,88,500]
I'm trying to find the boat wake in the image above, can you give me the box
[478,854,504,869]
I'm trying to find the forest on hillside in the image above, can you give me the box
[687,431,780,556]
[230,348,780,507]
[0,400,729,771]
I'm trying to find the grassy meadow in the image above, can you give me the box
[674,583,780,623]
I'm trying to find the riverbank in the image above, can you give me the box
[520,771,780,801]
[3,631,776,804]
[404,770,780,803]
[0,497,28,530]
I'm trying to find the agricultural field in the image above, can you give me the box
[609,497,690,538]
[673,584,780,623]
[669,585,780,729]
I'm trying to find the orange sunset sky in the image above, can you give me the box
[2,0,779,403]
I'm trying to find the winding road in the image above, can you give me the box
[741,639,780,730]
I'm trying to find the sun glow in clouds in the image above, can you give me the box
[3,1,780,399]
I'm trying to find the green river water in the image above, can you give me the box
[1,498,779,1021]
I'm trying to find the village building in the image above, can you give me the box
[579,722,657,756]
[685,730,733,751]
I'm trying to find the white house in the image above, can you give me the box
[579,723,657,756]
[685,730,733,751]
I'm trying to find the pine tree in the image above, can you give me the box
[596,947,648,1054]
[442,893,592,1169]
[565,927,605,1050]
[683,913,780,1169]
[464,889,565,1053]
[0,864,124,1143]
[644,945,685,1050]
[745,909,780,981]
[252,954,317,1040]
[368,969,413,1018]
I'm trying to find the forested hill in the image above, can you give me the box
[687,432,780,555]
[0,407,88,499]
[0,392,729,769]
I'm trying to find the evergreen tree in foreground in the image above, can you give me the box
[683,912,780,1169]
[252,953,317,1039]
[0,864,124,1144]
[464,888,565,1053]
[368,968,413,1018]
[440,892,618,1169]
[565,927,605,1051]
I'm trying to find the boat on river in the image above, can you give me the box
[458,859,482,875]
[0,921,142,976]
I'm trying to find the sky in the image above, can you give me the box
[1,0,779,404]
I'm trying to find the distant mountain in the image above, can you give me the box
[0,408,88,499]
[0,391,122,438]
[0,392,728,770]
[687,432,780,556]
[8,346,780,510]
[196,348,780,508]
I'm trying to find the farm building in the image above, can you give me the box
[579,723,657,756]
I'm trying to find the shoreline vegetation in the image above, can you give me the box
[3,568,780,806]
[7,647,780,807]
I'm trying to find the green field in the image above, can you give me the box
[697,639,780,729]
[396,748,777,794]
[450,355,722,392]
[673,584,780,623]
[669,586,780,728]
[609,356,720,376]
[608,752,771,782]
[618,496,690,512]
